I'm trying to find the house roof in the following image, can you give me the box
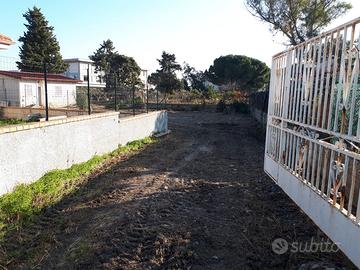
[0,70,80,83]
[0,34,15,47]
[64,58,94,63]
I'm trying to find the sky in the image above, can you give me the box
[1,0,360,73]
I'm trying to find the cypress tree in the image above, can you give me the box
[17,6,67,73]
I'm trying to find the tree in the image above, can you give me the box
[148,51,182,95]
[182,63,207,92]
[89,39,117,89]
[207,55,270,92]
[245,0,352,45]
[110,54,142,87]
[17,7,67,73]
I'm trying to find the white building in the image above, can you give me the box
[64,58,105,88]
[0,70,79,107]
[0,33,15,50]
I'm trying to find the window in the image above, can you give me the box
[24,84,33,96]
[55,86,62,97]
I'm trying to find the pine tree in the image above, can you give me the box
[17,6,67,73]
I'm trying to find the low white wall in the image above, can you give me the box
[264,155,360,269]
[0,111,168,195]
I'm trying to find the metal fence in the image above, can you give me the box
[264,17,360,266]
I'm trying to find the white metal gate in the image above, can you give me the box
[264,17,360,267]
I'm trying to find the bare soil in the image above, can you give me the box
[0,112,356,269]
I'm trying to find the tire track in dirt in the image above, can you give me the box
[0,112,356,270]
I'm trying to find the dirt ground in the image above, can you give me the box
[0,111,356,270]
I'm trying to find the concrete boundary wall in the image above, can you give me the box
[0,111,168,195]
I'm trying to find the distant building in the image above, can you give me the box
[0,33,15,50]
[0,34,17,71]
[0,70,79,107]
[63,58,105,88]
[139,69,149,89]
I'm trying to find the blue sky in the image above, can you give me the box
[1,0,359,72]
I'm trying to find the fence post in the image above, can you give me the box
[114,74,117,111]
[146,84,149,113]
[132,85,135,116]
[87,63,91,115]
[43,62,49,121]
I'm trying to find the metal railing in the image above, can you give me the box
[265,17,360,222]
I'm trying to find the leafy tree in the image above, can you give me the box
[89,39,117,88]
[17,6,67,73]
[110,54,142,87]
[207,55,270,92]
[148,51,182,95]
[182,63,207,92]
[245,0,352,45]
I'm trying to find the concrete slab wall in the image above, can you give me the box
[0,111,167,195]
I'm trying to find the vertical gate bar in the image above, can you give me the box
[315,145,323,190]
[299,43,309,124]
[340,156,350,210]
[284,131,289,167]
[304,42,316,125]
[347,158,357,217]
[316,36,330,128]
[291,48,301,121]
[294,135,300,176]
[321,148,330,195]
[290,132,295,169]
[307,39,320,126]
[305,141,313,183]
[306,40,319,125]
[327,29,341,130]
[274,59,281,116]
[310,143,318,186]
[279,51,293,164]
[333,26,348,133]
[287,50,296,121]
[347,28,360,136]
[303,43,314,123]
[265,57,278,162]
[321,32,335,128]
[278,57,286,117]
[311,35,322,126]
[348,60,359,136]
[295,45,305,122]
[327,150,335,198]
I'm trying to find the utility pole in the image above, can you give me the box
[144,69,148,113]
[87,63,91,115]
[43,62,49,121]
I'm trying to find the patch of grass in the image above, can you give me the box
[0,137,155,240]
[0,119,25,127]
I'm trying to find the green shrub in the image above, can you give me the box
[76,90,88,110]
[134,96,143,105]
[0,119,25,127]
